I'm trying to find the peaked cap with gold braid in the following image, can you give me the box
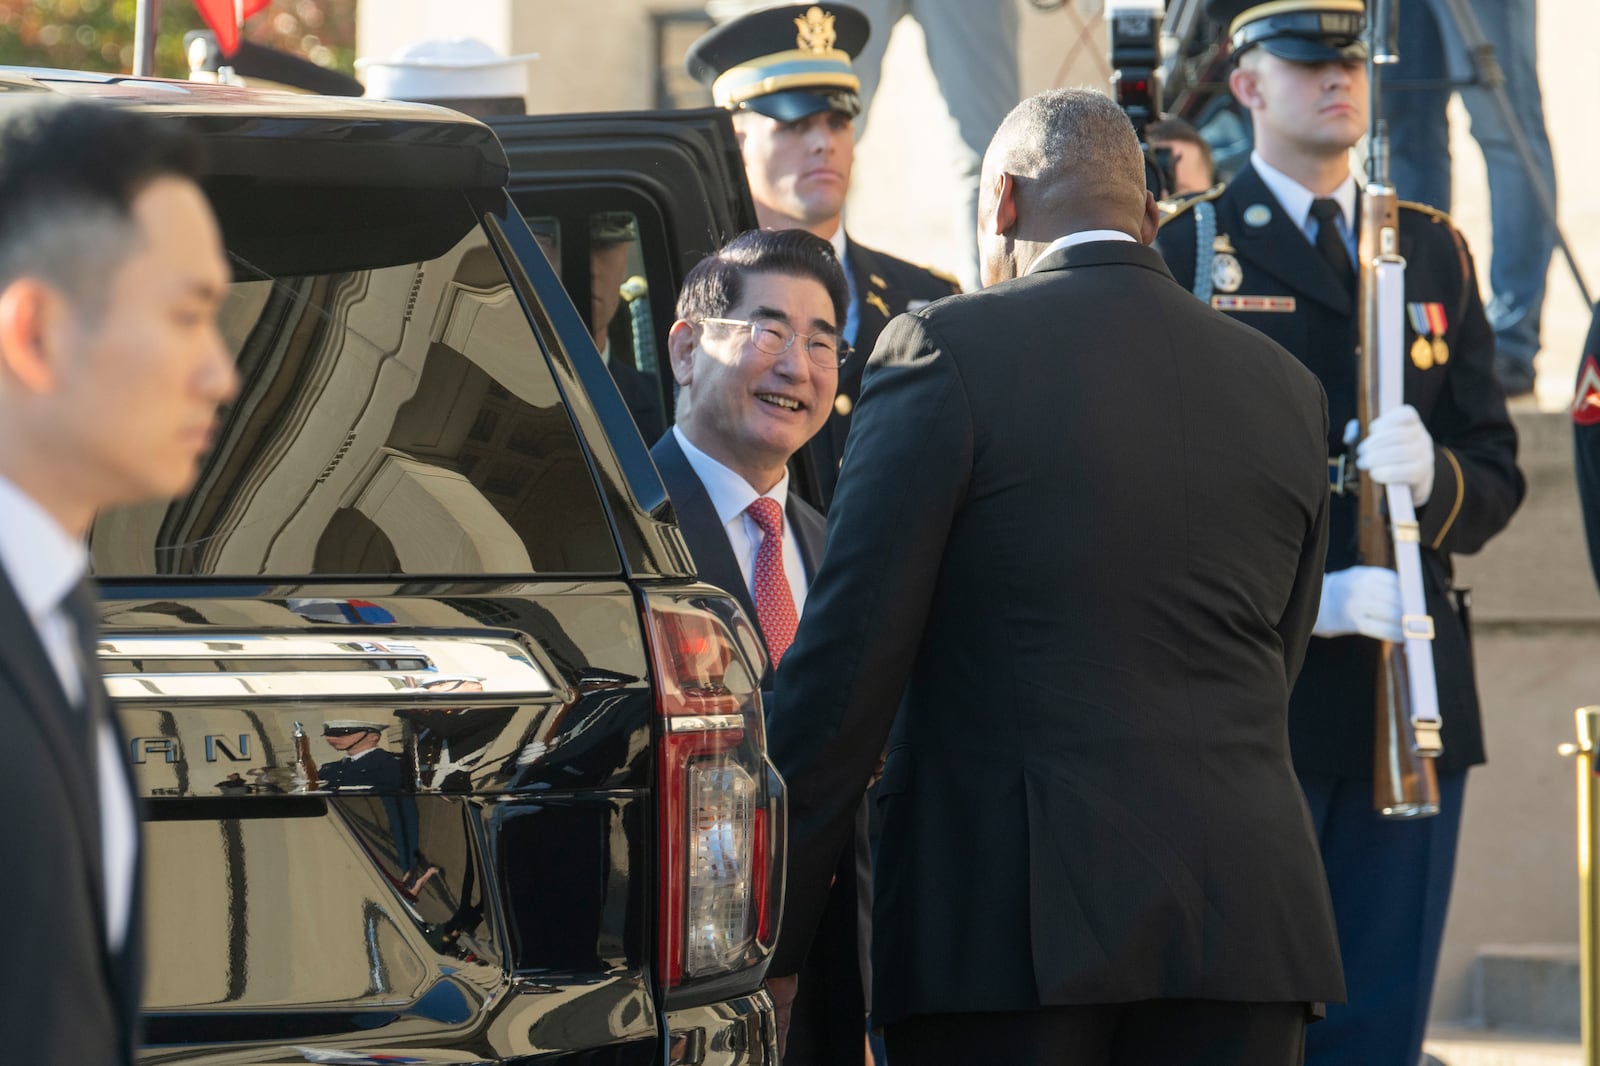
[1206,0,1367,63]
[686,3,871,122]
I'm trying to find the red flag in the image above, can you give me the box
[192,0,271,57]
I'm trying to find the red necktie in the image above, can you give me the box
[745,497,798,666]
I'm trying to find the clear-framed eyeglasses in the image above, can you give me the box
[697,315,851,369]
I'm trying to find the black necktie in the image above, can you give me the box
[1310,198,1355,297]
[59,578,106,727]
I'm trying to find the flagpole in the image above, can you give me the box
[133,0,160,76]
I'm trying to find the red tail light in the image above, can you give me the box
[643,592,782,993]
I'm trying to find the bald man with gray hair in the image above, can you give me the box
[763,85,1343,1065]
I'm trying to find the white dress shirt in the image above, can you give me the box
[1250,151,1360,262]
[673,426,810,615]
[0,473,138,951]
[1026,229,1138,274]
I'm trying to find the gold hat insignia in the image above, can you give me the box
[795,6,837,54]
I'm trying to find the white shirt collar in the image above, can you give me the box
[1025,230,1138,274]
[828,223,848,265]
[672,425,790,528]
[0,473,87,625]
[1250,151,1359,234]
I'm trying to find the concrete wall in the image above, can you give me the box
[1433,409,1599,1023]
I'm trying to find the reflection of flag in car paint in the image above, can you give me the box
[285,598,397,625]
[191,0,270,57]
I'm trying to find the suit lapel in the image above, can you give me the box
[786,496,826,581]
[650,434,763,644]
[1227,165,1354,316]
[0,566,110,961]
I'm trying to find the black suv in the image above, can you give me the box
[9,67,782,1064]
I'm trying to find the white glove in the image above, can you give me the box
[1355,405,1435,505]
[1314,566,1404,642]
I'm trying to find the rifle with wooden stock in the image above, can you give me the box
[1359,0,1442,818]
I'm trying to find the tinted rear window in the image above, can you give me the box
[91,210,620,578]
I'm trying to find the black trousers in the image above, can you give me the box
[884,1000,1309,1066]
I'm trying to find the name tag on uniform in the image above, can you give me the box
[1211,295,1297,312]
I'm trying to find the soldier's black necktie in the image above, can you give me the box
[1311,197,1355,297]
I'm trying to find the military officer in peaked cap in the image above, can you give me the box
[1155,4,1523,1064]
[688,4,960,510]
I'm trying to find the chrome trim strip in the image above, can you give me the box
[98,633,553,700]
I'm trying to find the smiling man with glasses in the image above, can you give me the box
[687,3,962,510]
[651,226,866,1065]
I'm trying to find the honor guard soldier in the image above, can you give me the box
[1154,4,1524,1063]
[687,3,960,508]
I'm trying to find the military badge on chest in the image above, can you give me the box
[1406,302,1450,369]
[1211,234,1243,294]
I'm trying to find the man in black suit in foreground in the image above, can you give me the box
[765,88,1344,1064]
[648,228,870,1063]
[0,99,237,1064]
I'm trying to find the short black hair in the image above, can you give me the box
[0,98,207,317]
[676,228,849,331]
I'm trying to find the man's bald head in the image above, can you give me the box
[977,88,1158,285]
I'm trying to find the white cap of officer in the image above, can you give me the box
[357,38,539,110]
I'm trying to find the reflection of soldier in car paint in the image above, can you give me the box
[319,720,433,893]
[319,720,405,792]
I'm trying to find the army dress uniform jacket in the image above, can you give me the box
[1155,164,1525,777]
[806,236,961,508]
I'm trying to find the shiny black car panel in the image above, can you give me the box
[2,70,776,1064]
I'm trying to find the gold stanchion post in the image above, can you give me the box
[1559,706,1600,1066]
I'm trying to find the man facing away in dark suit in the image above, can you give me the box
[0,99,238,1065]
[764,87,1345,1065]
[687,3,962,508]
[650,227,872,1064]
[1154,5,1524,1063]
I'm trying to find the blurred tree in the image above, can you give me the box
[0,0,356,78]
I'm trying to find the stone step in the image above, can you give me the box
[1470,944,1581,1036]
[1425,1026,1581,1066]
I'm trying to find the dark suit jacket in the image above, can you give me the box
[1156,164,1525,776]
[0,568,142,1064]
[651,431,868,1061]
[806,237,962,509]
[768,239,1345,1026]
[650,431,825,678]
